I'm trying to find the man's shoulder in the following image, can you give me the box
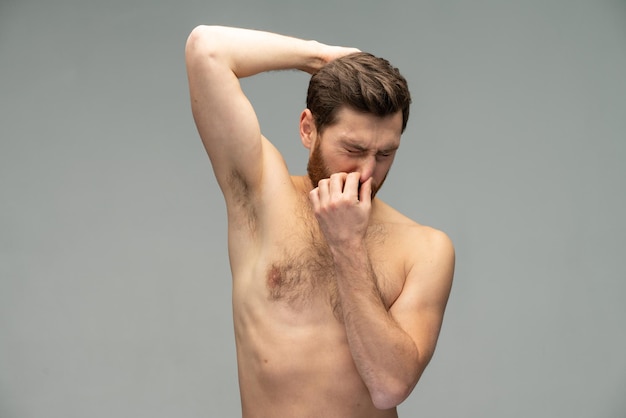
[373,199,454,260]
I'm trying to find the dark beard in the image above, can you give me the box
[306,140,330,190]
[306,141,383,198]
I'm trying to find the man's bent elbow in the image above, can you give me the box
[185,25,223,63]
[370,380,415,410]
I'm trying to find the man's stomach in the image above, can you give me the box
[232,293,398,418]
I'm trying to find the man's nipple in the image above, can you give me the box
[267,265,283,290]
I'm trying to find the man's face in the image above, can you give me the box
[306,107,403,198]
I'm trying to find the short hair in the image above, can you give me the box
[306,52,411,134]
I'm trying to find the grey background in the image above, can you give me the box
[1,0,625,417]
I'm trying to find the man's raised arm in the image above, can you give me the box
[185,26,358,200]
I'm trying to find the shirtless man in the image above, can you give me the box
[185,25,455,417]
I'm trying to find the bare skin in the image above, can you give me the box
[185,26,455,417]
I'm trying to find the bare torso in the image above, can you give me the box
[231,175,418,418]
[185,26,454,417]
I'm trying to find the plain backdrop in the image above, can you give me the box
[1,0,625,417]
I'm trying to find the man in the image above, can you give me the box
[185,25,454,417]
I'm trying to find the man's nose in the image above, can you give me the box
[358,155,376,182]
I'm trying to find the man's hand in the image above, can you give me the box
[310,45,361,74]
[309,172,373,247]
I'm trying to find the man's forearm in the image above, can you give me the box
[186,25,332,78]
[331,243,420,410]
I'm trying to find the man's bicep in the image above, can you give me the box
[186,31,264,196]
[390,231,455,367]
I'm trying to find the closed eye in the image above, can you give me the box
[346,147,367,155]
[377,149,397,158]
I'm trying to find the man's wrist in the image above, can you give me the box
[297,40,327,74]
[328,239,369,270]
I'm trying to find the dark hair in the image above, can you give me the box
[306,52,411,134]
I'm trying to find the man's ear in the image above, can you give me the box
[299,109,316,150]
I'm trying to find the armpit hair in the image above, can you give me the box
[226,168,258,232]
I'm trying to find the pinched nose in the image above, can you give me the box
[358,156,376,183]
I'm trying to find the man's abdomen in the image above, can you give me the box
[233,288,397,418]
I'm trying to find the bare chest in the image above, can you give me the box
[259,215,404,319]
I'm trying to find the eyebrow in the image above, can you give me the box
[340,139,399,153]
[379,145,400,153]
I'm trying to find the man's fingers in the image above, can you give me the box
[344,173,360,200]
[314,172,369,209]
[329,172,348,198]
[359,177,373,203]
[308,187,320,210]
[317,178,330,204]
[321,172,365,203]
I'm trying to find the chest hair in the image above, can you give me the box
[264,200,388,320]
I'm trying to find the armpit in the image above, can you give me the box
[226,168,258,231]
